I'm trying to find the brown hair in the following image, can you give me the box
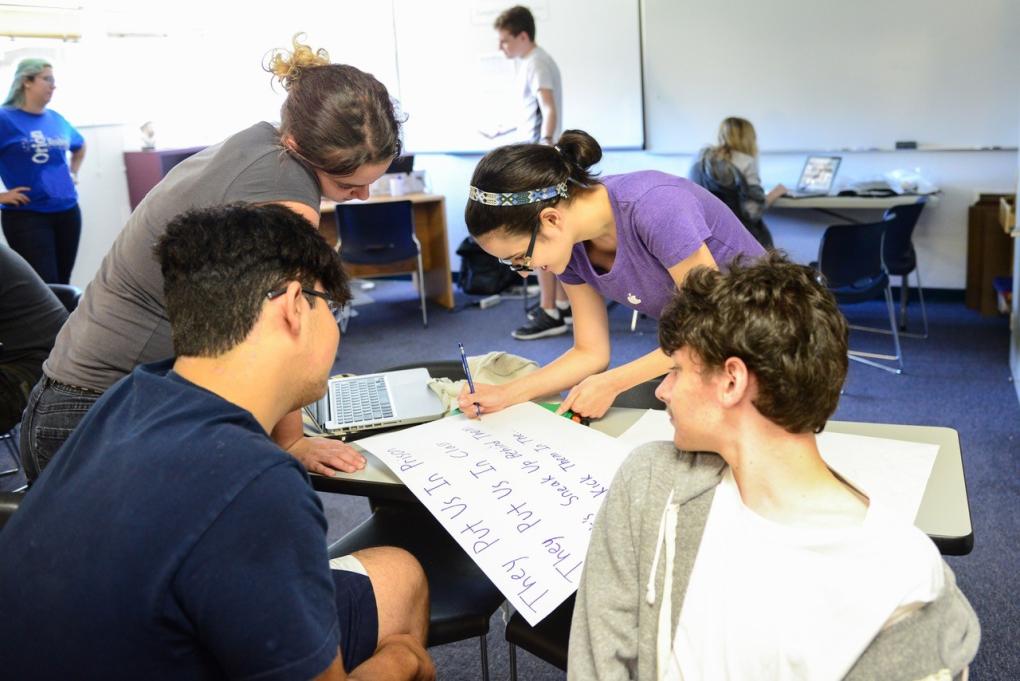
[658,251,848,434]
[494,5,537,42]
[265,34,403,176]
[465,129,602,238]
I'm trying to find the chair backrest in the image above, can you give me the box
[46,283,82,313]
[817,221,888,289]
[334,201,418,265]
[881,197,927,275]
[614,379,664,410]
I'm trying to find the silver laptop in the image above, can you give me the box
[309,368,445,434]
[786,156,841,198]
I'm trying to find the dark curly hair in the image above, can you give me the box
[154,203,350,358]
[658,251,848,434]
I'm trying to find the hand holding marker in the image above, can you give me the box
[458,342,482,419]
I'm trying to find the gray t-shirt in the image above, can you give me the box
[514,45,562,143]
[45,122,321,391]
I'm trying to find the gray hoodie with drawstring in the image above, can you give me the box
[568,442,980,681]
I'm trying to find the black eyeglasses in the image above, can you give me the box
[266,287,345,323]
[496,222,540,273]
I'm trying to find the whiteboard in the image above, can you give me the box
[642,0,1020,152]
[393,0,644,153]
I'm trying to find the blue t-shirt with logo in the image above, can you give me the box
[0,106,83,212]
[0,360,343,680]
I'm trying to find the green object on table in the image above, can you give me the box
[450,402,587,424]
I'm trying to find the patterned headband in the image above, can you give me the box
[467,182,569,206]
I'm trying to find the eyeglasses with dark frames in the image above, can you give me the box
[496,222,540,273]
[266,287,345,323]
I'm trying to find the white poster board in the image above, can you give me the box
[358,402,628,625]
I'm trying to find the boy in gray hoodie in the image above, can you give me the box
[568,252,979,680]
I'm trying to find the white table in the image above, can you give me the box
[312,407,973,555]
[771,193,939,224]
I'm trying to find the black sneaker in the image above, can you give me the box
[513,309,569,340]
[527,304,572,326]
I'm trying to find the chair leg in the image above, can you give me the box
[899,275,910,331]
[508,642,518,681]
[847,284,904,374]
[412,235,428,328]
[913,265,929,339]
[479,634,490,681]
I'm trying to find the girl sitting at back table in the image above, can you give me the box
[458,129,765,419]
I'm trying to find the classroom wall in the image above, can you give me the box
[3,2,1016,291]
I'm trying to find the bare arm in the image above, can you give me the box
[537,88,558,144]
[315,636,435,681]
[69,143,86,176]
[557,244,720,417]
[0,187,31,206]
[458,281,610,415]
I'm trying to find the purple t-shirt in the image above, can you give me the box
[559,171,765,319]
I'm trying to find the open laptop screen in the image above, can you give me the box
[798,156,841,193]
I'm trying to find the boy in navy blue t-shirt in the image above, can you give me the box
[0,204,434,680]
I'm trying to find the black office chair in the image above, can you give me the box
[506,594,574,678]
[335,201,428,327]
[816,221,903,374]
[881,198,929,338]
[47,283,82,314]
[613,378,664,410]
[322,360,503,680]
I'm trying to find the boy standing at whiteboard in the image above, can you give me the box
[492,4,572,341]
[568,253,980,680]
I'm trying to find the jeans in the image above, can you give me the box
[19,374,101,482]
[1,205,82,284]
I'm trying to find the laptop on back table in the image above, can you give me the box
[785,155,842,198]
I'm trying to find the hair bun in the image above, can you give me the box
[265,33,330,90]
[555,129,603,171]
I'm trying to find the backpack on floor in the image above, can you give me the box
[456,237,519,295]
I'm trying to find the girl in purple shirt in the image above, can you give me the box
[460,129,765,418]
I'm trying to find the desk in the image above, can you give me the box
[319,193,455,309]
[312,408,974,555]
[772,193,939,224]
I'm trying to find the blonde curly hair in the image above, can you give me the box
[264,34,330,91]
[262,33,403,176]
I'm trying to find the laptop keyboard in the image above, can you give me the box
[333,376,394,424]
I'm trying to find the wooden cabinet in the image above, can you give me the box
[123,147,204,210]
[965,192,1015,316]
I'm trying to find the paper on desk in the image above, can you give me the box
[617,410,939,523]
[816,431,938,523]
[357,402,629,626]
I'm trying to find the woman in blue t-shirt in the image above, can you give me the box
[0,59,85,284]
